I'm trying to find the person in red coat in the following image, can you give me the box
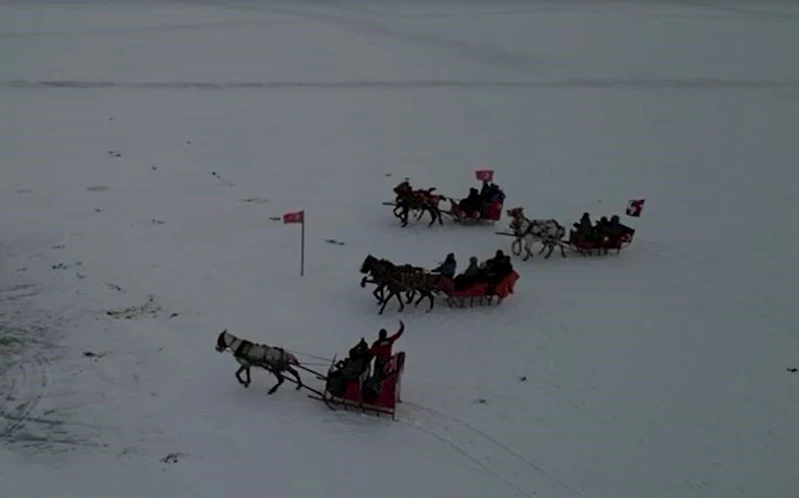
[371,320,404,378]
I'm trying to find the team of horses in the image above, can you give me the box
[359,254,451,315]
[391,180,445,227]
[506,207,569,260]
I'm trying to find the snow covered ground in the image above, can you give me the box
[2,1,799,497]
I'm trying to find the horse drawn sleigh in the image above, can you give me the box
[359,253,520,314]
[496,207,636,260]
[382,174,505,227]
[307,348,405,419]
[215,327,406,419]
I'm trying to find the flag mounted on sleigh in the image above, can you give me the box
[626,199,645,217]
[475,169,494,182]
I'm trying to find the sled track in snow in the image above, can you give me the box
[0,274,101,452]
[0,352,52,443]
[402,401,589,498]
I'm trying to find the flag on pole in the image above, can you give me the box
[626,199,645,217]
[283,210,304,224]
[283,210,305,276]
[475,169,494,182]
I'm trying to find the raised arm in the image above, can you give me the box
[388,320,405,342]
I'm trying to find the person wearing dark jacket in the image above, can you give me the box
[453,256,479,289]
[484,250,505,273]
[459,188,481,214]
[485,250,512,294]
[431,253,457,279]
[371,320,404,378]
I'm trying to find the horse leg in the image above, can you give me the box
[379,289,394,314]
[406,289,416,304]
[522,237,533,261]
[396,289,405,312]
[400,207,409,227]
[372,285,384,303]
[267,371,284,395]
[286,366,303,390]
[511,238,521,255]
[235,365,249,387]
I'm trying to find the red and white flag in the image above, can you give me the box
[475,169,494,182]
[283,210,304,224]
[626,199,645,217]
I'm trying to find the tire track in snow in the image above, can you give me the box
[0,354,49,441]
[401,401,590,498]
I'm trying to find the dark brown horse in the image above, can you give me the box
[359,255,448,314]
[360,255,418,311]
[393,181,443,227]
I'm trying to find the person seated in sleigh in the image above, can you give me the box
[478,181,505,215]
[331,339,373,380]
[430,252,457,279]
[572,212,595,242]
[482,250,513,294]
[599,215,633,239]
[458,187,482,215]
[453,256,480,290]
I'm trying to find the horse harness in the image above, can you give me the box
[234,340,288,370]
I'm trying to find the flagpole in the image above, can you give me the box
[300,213,305,277]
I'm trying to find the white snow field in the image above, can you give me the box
[2,0,799,497]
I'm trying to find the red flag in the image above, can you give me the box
[626,199,645,217]
[475,169,494,182]
[283,210,304,224]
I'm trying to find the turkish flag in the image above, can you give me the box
[475,169,494,182]
[626,199,645,217]
[283,210,304,224]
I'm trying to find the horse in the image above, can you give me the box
[215,329,303,395]
[359,255,442,314]
[392,181,443,227]
[360,254,422,299]
[360,255,405,301]
[506,207,567,260]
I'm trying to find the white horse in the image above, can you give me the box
[506,207,567,260]
[215,329,303,394]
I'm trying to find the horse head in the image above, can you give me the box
[360,254,376,274]
[507,206,524,219]
[393,181,411,195]
[215,329,230,352]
